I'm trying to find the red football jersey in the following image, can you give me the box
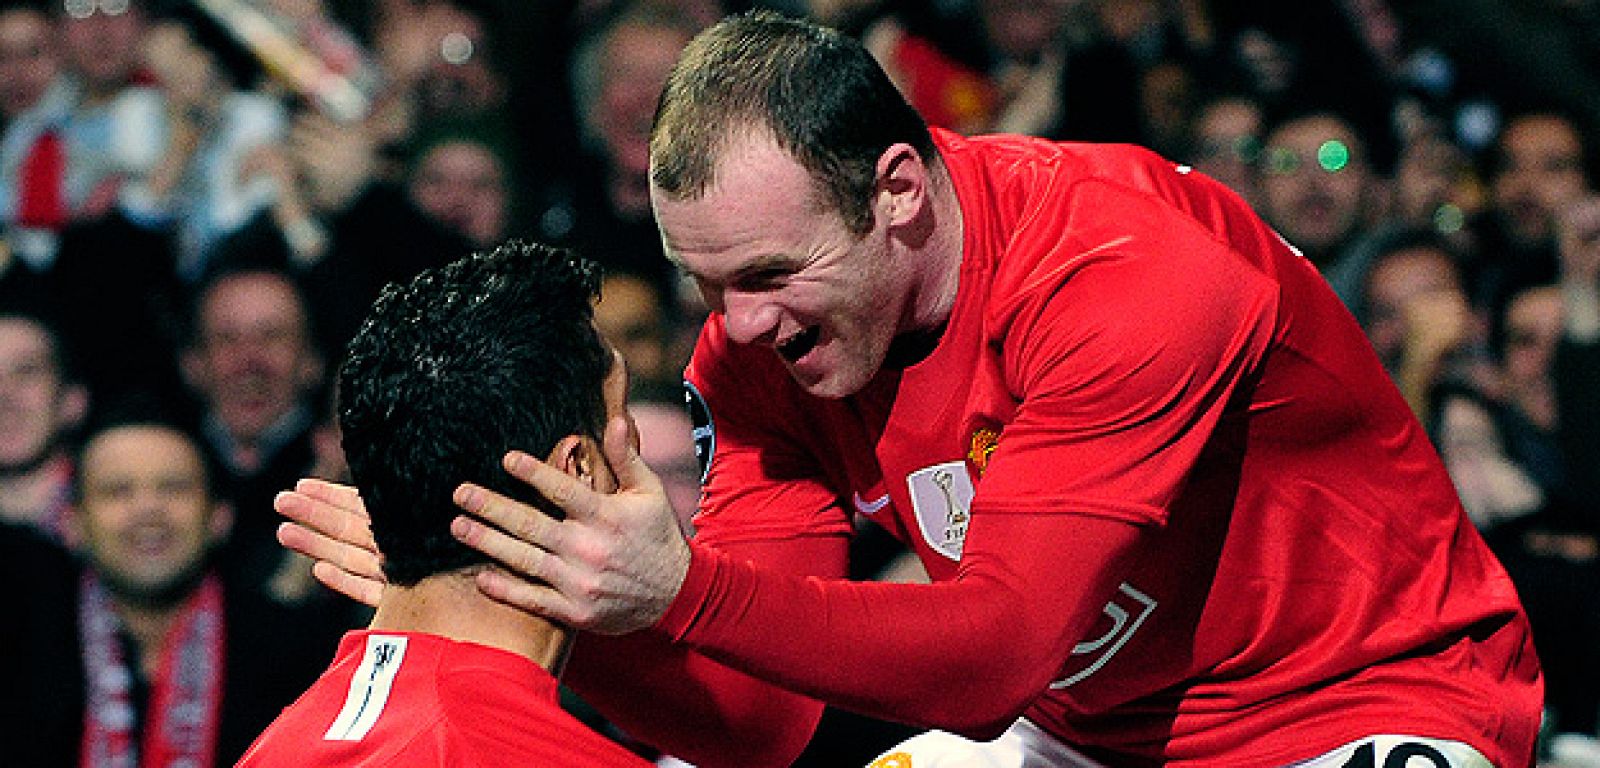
[665,129,1543,766]
[237,631,652,767]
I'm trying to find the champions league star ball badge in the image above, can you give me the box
[684,380,715,483]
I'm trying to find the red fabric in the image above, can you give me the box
[890,33,996,135]
[657,129,1541,766]
[238,631,651,767]
[80,573,226,768]
[16,129,66,228]
[566,534,843,768]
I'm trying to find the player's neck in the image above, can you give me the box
[370,571,573,673]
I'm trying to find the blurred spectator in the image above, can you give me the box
[1499,286,1565,443]
[180,264,324,588]
[370,0,509,145]
[595,270,685,397]
[6,414,347,766]
[860,0,1072,138]
[0,1,60,127]
[1553,194,1600,507]
[1359,230,1480,420]
[217,106,475,350]
[405,124,513,249]
[0,295,85,541]
[1185,89,1265,208]
[1399,0,1600,151]
[1393,124,1478,240]
[1469,109,1595,323]
[1209,0,1401,164]
[1257,109,1388,301]
[554,0,700,300]
[121,17,289,282]
[0,0,162,267]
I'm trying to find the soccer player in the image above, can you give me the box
[239,243,650,767]
[281,11,1543,767]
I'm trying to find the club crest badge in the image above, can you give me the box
[967,427,1000,477]
[906,461,974,561]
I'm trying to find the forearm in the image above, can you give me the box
[658,511,1142,738]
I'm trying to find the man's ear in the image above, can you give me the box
[874,142,930,230]
[546,435,598,489]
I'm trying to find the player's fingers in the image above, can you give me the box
[453,482,569,548]
[474,567,580,626]
[601,414,655,493]
[497,451,602,521]
[449,513,577,594]
[294,478,369,518]
[275,489,377,553]
[276,520,384,584]
[310,560,385,607]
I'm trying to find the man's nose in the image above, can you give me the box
[720,291,780,346]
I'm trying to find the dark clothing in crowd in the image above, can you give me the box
[0,524,349,768]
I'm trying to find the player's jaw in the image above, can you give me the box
[772,305,897,399]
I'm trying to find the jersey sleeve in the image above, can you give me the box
[563,322,853,768]
[976,176,1279,525]
[640,179,1279,737]
[684,320,858,548]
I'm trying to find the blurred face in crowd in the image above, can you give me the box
[1395,133,1467,228]
[978,0,1066,63]
[594,273,673,388]
[0,317,84,474]
[414,7,503,119]
[1260,115,1372,264]
[598,20,692,183]
[0,8,58,119]
[75,424,228,606]
[60,0,146,96]
[1363,245,1462,370]
[1491,115,1589,248]
[631,401,700,533]
[1500,286,1562,395]
[409,139,507,247]
[184,272,322,445]
[1189,96,1263,206]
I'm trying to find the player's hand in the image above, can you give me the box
[275,478,386,607]
[450,412,692,635]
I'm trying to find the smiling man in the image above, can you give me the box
[45,414,343,768]
[282,10,1543,768]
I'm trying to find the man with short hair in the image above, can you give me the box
[0,299,86,540]
[240,242,651,767]
[183,264,325,585]
[0,412,345,767]
[284,12,1543,768]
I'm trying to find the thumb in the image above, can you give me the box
[603,412,653,492]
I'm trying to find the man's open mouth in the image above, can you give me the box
[777,326,821,362]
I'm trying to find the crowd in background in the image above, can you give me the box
[0,0,1595,765]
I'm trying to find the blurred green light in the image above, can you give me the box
[1317,140,1350,172]
[1433,203,1465,234]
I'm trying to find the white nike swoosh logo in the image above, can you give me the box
[852,492,890,515]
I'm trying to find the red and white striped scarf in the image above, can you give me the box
[78,572,226,768]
